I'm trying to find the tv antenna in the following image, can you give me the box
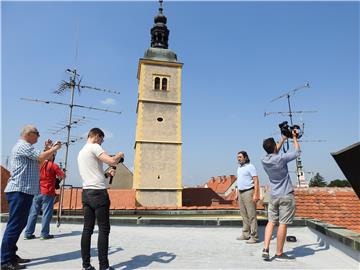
[21,68,121,227]
[265,81,316,188]
[47,115,90,135]
[264,81,316,126]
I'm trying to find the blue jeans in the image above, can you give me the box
[1,192,33,264]
[24,194,55,238]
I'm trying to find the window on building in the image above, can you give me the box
[154,77,160,90]
[153,75,169,91]
[162,78,168,91]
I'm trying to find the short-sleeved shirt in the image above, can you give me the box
[261,150,301,198]
[78,143,108,189]
[237,163,258,191]
[40,161,64,196]
[5,139,41,195]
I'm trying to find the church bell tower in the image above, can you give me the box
[133,0,183,206]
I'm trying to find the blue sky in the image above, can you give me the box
[1,1,359,187]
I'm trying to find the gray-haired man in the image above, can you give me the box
[1,125,61,270]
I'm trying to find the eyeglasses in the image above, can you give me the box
[30,131,40,137]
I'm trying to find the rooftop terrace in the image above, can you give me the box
[0,222,358,269]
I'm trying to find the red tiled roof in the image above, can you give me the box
[182,187,235,207]
[54,188,136,210]
[224,188,238,201]
[54,188,239,210]
[294,187,360,233]
[206,175,237,194]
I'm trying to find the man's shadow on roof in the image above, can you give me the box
[113,251,176,270]
[51,230,82,239]
[25,246,123,267]
[287,237,329,258]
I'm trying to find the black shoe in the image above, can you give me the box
[40,234,54,240]
[13,255,31,264]
[1,261,26,270]
[23,235,35,240]
[82,265,96,270]
[262,248,270,261]
[274,253,295,261]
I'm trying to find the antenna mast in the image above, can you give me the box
[265,81,313,188]
[21,68,121,226]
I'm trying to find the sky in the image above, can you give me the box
[1,1,359,188]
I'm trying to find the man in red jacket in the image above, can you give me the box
[23,153,64,240]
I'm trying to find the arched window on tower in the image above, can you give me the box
[162,78,168,91]
[154,77,160,90]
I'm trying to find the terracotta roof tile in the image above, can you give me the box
[294,187,360,233]
[206,175,237,194]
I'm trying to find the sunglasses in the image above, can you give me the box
[30,131,40,137]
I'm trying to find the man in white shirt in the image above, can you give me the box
[236,151,260,244]
[78,128,124,270]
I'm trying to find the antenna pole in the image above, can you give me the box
[64,69,76,174]
[287,94,293,126]
[57,69,77,227]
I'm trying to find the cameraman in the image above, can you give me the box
[261,130,300,262]
[78,128,124,270]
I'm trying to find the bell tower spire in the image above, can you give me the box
[151,0,169,49]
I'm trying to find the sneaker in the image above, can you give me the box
[274,253,295,261]
[246,238,258,244]
[82,266,96,270]
[1,261,26,269]
[23,235,35,240]
[236,235,250,240]
[13,255,31,264]
[40,235,54,240]
[262,248,270,261]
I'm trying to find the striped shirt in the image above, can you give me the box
[4,139,41,195]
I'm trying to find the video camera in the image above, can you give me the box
[279,121,302,139]
[108,156,124,184]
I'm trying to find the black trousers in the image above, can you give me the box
[81,189,110,270]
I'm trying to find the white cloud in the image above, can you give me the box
[100,98,116,105]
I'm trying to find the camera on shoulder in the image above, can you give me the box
[278,121,302,139]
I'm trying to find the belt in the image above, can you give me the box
[239,187,254,193]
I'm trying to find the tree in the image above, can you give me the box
[327,179,351,187]
[309,173,327,187]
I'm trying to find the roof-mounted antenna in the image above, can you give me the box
[264,81,316,188]
[265,81,313,125]
[21,68,122,227]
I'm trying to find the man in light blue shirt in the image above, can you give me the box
[1,125,61,270]
[236,151,260,244]
[261,130,300,262]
